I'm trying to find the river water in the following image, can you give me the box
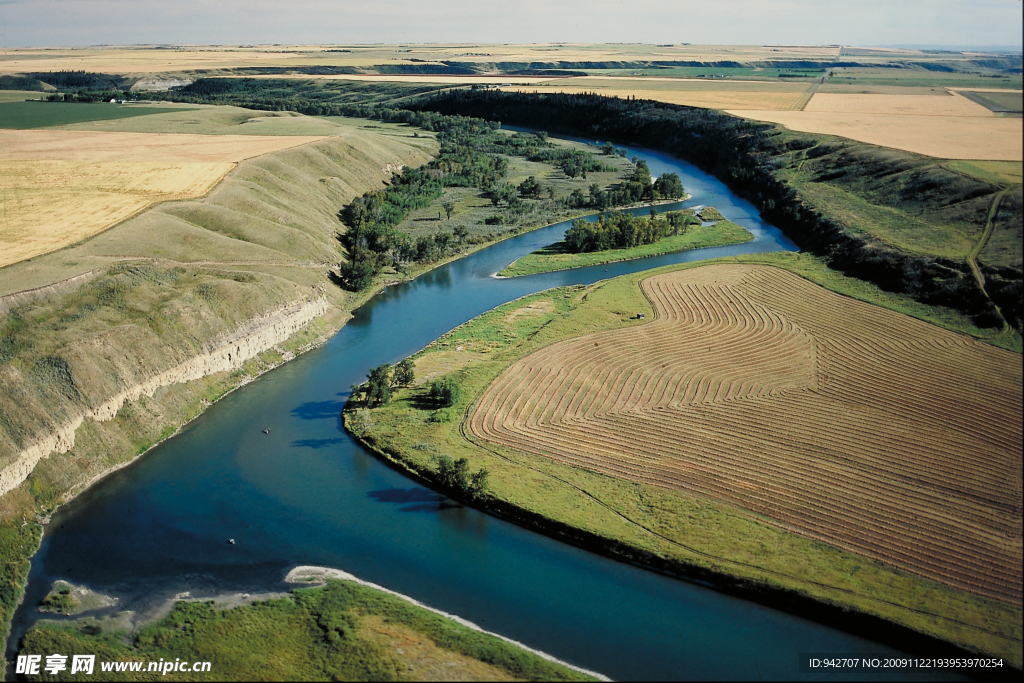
[10,145,954,681]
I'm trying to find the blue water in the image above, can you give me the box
[11,143,958,681]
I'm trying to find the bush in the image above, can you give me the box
[429,378,461,407]
[429,407,458,423]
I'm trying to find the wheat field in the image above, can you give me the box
[0,130,326,266]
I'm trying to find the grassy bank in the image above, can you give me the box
[344,252,1022,667]
[18,580,595,681]
[499,219,752,277]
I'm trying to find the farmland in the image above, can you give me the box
[731,108,1022,160]
[734,87,1023,160]
[0,128,327,267]
[516,77,813,110]
[348,253,1023,662]
[469,264,1022,602]
[5,44,1017,159]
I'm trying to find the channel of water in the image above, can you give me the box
[10,144,954,681]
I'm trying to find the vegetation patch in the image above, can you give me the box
[345,253,1022,665]
[500,218,751,277]
[0,101,173,129]
[18,580,594,681]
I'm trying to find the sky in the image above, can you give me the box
[1,0,1022,49]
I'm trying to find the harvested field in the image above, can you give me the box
[728,110,1023,160]
[804,92,995,117]
[469,264,1023,603]
[0,130,326,266]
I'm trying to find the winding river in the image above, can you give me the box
[10,145,951,681]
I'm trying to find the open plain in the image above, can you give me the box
[469,264,1023,603]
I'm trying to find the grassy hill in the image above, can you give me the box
[0,110,436,655]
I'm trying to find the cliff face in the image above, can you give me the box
[0,296,327,498]
[0,130,435,512]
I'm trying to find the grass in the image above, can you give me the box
[345,251,1022,667]
[18,580,594,681]
[499,219,751,277]
[0,101,179,129]
[958,90,1024,113]
[0,116,438,656]
[947,160,1023,186]
[0,90,47,104]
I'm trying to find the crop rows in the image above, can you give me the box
[469,265,1023,603]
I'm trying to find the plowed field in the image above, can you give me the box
[469,264,1023,603]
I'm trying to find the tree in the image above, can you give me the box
[339,258,375,291]
[490,182,518,207]
[442,200,455,220]
[429,378,461,407]
[435,455,488,498]
[654,172,685,199]
[365,363,392,406]
[393,358,415,387]
[469,468,490,498]
[436,455,471,491]
[518,175,542,199]
[568,188,587,208]
[453,224,469,243]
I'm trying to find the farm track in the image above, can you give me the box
[469,265,1023,603]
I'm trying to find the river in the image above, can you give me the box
[9,143,955,681]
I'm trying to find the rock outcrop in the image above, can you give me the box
[0,297,327,498]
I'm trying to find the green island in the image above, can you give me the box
[344,250,1022,667]
[500,212,752,277]
[18,579,594,681]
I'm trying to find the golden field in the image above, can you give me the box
[804,91,995,116]
[516,76,812,110]
[470,264,1022,603]
[0,44,844,75]
[729,108,1023,160]
[0,130,326,266]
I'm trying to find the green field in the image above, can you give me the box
[499,219,751,277]
[20,580,593,681]
[0,101,184,129]
[345,251,1022,666]
[958,89,1024,113]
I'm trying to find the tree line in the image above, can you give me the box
[564,210,700,253]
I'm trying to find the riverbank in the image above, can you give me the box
[0,114,691,662]
[498,218,752,277]
[343,252,1022,671]
[18,572,600,681]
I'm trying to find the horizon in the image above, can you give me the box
[2,1,1022,50]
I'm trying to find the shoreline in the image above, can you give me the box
[385,195,691,287]
[345,414,1022,680]
[340,267,1023,676]
[497,219,753,278]
[284,566,611,681]
[1,191,689,663]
